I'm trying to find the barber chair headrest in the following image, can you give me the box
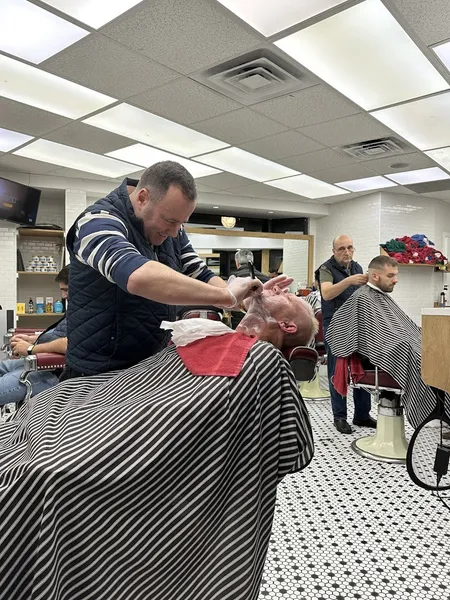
[180,309,222,321]
[283,346,318,383]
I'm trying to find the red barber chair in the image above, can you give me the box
[179,309,222,321]
[18,352,66,407]
[283,346,319,384]
[344,354,407,464]
[299,312,330,399]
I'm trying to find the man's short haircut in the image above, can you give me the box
[235,249,254,265]
[368,255,398,270]
[283,299,319,348]
[137,161,197,203]
[55,265,69,285]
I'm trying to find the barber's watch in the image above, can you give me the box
[27,345,34,355]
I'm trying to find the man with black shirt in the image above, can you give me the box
[318,235,375,434]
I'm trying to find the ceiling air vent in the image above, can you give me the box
[191,48,316,105]
[339,137,408,159]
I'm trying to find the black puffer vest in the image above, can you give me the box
[320,256,363,329]
[66,180,182,375]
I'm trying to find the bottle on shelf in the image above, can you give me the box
[439,285,448,308]
[54,299,64,314]
[28,297,34,314]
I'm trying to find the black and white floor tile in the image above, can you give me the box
[259,394,450,600]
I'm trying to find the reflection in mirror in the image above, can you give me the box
[185,228,313,291]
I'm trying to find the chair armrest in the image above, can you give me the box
[22,353,66,374]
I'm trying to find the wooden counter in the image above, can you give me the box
[421,308,450,394]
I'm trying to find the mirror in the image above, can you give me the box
[185,227,314,292]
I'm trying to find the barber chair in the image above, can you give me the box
[179,309,222,321]
[15,352,66,410]
[2,328,44,358]
[348,355,408,464]
[283,346,318,384]
[299,312,330,399]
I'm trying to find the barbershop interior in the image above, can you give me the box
[1,1,450,599]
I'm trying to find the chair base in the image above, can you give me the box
[299,373,330,400]
[351,412,408,464]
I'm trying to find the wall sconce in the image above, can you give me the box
[221,216,236,228]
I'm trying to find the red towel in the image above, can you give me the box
[177,332,257,377]
[333,355,366,396]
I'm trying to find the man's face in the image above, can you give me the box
[332,236,355,266]
[138,185,195,245]
[59,282,68,300]
[373,265,399,293]
[245,285,302,324]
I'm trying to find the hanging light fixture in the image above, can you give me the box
[221,216,236,228]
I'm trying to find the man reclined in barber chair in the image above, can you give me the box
[0,276,316,600]
[0,266,68,407]
[325,255,450,459]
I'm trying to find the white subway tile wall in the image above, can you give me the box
[36,195,65,229]
[282,239,309,293]
[0,225,18,311]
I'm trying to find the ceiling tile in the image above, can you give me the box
[43,33,179,99]
[101,0,263,75]
[43,122,136,154]
[227,182,310,201]
[308,164,380,184]
[359,152,437,175]
[0,154,56,174]
[237,131,324,161]
[298,113,396,147]
[0,97,71,137]
[195,172,256,190]
[251,85,360,129]
[129,78,241,124]
[422,190,450,202]
[47,167,120,181]
[191,108,287,145]
[279,148,355,173]
[391,0,450,45]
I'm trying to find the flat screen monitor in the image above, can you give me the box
[0,176,41,226]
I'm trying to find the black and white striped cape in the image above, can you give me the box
[0,342,313,600]
[325,285,450,427]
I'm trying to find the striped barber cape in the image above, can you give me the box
[325,284,450,427]
[0,342,313,600]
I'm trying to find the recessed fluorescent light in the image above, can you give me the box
[2,0,89,64]
[0,127,33,152]
[213,206,220,209]
[336,175,397,192]
[433,40,450,72]
[194,147,299,182]
[40,0,144,29]
[107,144,221,179]
[371,92,450,151]
[425,148,450,173]
[14,140,141,178]
[0,55,115,119]
[265,174,348,198]
[84,104,228,158]
[216,0,348,37]
[275,0,448,110]
[385,167,450,185]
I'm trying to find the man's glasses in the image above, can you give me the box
[335,245,355,252]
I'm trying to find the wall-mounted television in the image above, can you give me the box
[0,176,41,226]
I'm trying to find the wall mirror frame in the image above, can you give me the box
[184,227,314,286]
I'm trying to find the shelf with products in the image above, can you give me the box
[18,228,64,238]
[18,312,64,318]
[380,247,445,268]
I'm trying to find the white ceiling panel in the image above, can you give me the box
[47,167,123,181]
[101,0,263,74]
[191,108,287,145]
[276,0,448,110]
[371,92,450,151]
[299,113,396,147]
[359,151,437,174]
[0,98,71,137]
[307,163,380,184]
[129,78,241,124]
[390,0,450,45]
[252,85,359,129]
[195,172,256,190]
[0,154,56,175]
[226,182,314,201]
[40,0,145,29]
[43,34,179,99]
[44,122,136,154]
[279,148,354,173]
[237,130,324,161]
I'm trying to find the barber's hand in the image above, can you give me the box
[221,276,263,309]
[263,274,294,291]
[349,273,368,286]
